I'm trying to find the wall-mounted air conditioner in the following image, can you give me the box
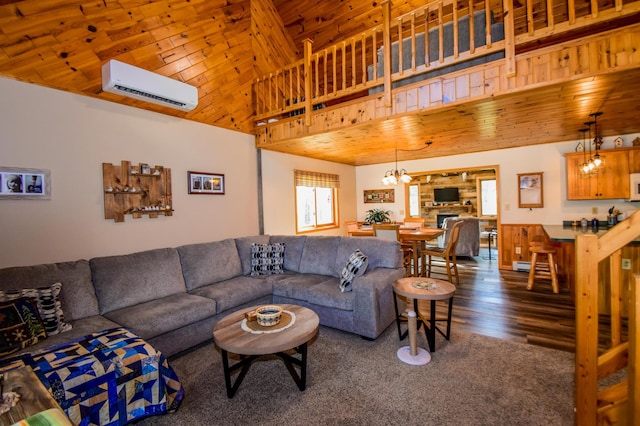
[101,60,198,112]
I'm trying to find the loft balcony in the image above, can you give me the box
[252,0,640,165]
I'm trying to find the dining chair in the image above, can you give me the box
[402,217,427,274]
[344,220,360,236]
[373,224,413,276]
[403,217,425,229]
[421,220,463,284]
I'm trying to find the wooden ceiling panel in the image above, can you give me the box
[257,67,640,166]
[1,0,639,165]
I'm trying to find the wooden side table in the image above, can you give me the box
[393,277,456,355]
[0,366,71,426]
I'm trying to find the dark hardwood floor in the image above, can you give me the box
[417,246,577,352]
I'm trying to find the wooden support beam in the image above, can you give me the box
[383,0,392,107]
[303,39,313,127]
[575,233,599,425]
[630,274,639,424]
[503,0,516,77]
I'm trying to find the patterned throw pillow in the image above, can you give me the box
[339,249,368,292]
[0,297,47,357]
[250,243,286,276]
[0,282,72,336]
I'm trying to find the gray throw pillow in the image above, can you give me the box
[339,249,368,292]
[250,243,286,276]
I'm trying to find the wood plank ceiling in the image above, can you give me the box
[1,0,639,165]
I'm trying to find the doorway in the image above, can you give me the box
[405,166,500,261]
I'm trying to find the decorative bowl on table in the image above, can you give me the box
[256,305,283,327]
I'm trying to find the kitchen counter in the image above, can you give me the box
[543,224,640,244]
[541,224,640,298]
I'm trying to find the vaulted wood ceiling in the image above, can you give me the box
[1,0,639,165]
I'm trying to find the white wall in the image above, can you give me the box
[261,150,357,235]
[0,78,259,268]
[356,139,640,225]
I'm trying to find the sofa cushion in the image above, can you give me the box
[299,236,340,277]
[250,243,285,276]
[271,274,331,302]
[269,235,307,271]
[177,239,243,291]
[0,282,72,336]
[235,235,271,275]
[0,297,47,356]
[103,293,216,340]
[307,278,354,311]
[190,276,273,314]
[0,260,98,321]
[337,237,402,270]
[339,249,368,292]
[90,248,187,314]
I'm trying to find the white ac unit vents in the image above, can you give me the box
[512,261,531,272]
[101,60,198,112]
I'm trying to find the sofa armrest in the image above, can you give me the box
[351,267,406,339]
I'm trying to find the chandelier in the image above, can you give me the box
[381,142,432,185]
[580,112,604,174]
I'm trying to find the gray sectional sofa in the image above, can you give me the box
[0,235,405,359]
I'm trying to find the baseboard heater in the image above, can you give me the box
[512,261,531,272]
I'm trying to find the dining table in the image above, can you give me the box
[350,226,445,276]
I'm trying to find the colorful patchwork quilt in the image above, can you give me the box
[0,328,183,426]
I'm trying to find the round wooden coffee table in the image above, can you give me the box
[393,277,456,364]
[213,304,319,398]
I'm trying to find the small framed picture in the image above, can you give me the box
[0,167,51,200]
[188,171,225,195]
[364,189,395,203]
[140,164,151,175]
[518,172,543,208]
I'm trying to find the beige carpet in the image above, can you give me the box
[140,323,574,425]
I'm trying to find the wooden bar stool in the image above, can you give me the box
[526,242,559,293]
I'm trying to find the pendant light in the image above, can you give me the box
[579,128,590,174]
[381,141,432,185]
[590,112,603,167]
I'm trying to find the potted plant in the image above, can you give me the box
[364,208,391,224]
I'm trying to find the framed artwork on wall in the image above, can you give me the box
[188,171,225,195]
[517,172,543,208]
[364,189,394,203]
[0,167,51,200]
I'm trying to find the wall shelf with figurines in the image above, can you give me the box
[102,160,173,223]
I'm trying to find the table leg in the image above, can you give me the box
[394,294,425,340]
[427,300,437,352]
[274,343,308,391]
[221,350,257,398]
[220,344,310,398]
[488,232,492,260]
[420,297,454,353]
[395,297,431,365]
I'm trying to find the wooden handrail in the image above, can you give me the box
[575,209,640,424]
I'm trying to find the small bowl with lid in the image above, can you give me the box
[256,305,283,327]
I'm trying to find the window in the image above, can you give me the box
[478,178,497,216]
[408,184,420,217]
[294,170,339,233]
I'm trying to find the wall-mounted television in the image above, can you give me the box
[434,187,459,203]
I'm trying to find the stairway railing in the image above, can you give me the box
[253,0,640,126]
[575,209,640,425]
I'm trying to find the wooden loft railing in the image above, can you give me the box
[253,0,640,126]
[575,209,640,425]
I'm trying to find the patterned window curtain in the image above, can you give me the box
[294,170,340,188]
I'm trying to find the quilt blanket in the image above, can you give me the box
[0,327,183,426]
